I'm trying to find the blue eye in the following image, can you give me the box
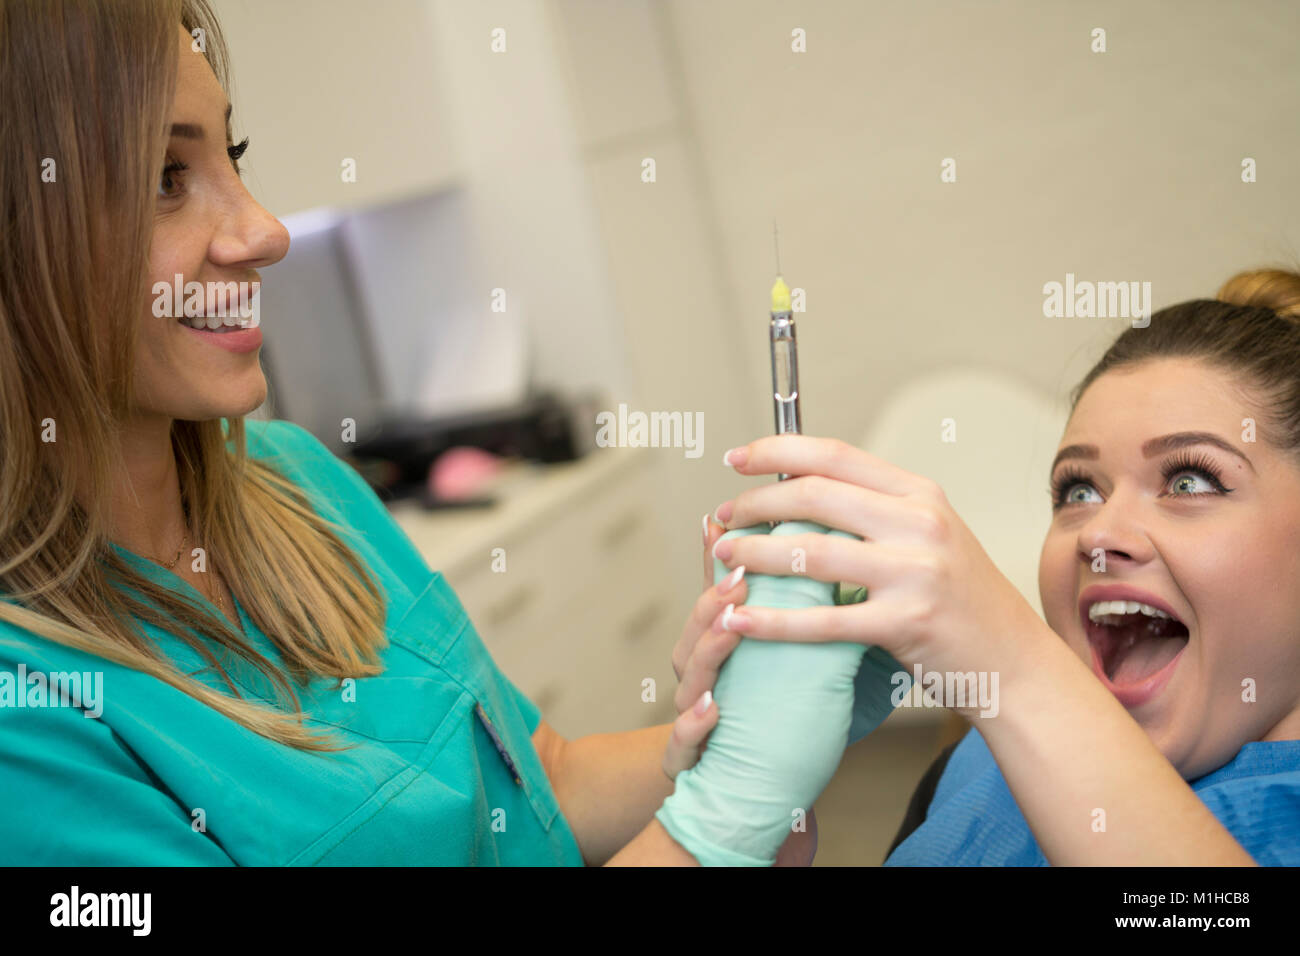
[1161,452,1232,497]
[1064,483,1101,505]
[1049,451,1236,511]
[1049,468,1098,509]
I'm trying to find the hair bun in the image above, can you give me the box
[1216,268,1300,319]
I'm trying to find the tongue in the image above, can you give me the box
[1108,627,1187,685]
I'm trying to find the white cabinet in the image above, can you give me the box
[390,446,678,739]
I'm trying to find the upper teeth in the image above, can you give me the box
[182,314,252,330]
[1088,600,1171,623]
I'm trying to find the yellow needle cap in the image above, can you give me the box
[770,275,791,313]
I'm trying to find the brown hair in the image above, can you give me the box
[1069,267,1300,452]
[0,0,387,749]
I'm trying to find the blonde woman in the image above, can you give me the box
[0,0,806,866]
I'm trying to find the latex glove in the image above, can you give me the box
[839,580,912,744]
[655,520,864,866]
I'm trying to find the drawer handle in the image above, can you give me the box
[484,583,537,630]
[598,509,643,552]
[622,597,667,644]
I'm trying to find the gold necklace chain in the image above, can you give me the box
[207,565,244,635]
[157,527,188,570]
[152,523,243,636]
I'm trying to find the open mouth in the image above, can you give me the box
[1083,598,1189,686]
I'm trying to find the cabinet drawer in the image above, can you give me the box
[511,536,679,737]
[445,526,582,651]
[445,464,663,660]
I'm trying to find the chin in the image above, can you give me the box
[216,376,268,416]
[183,385,267,422]
[231,389,268,418]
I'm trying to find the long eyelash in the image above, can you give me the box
[1048,451,1236,510]
[159,138,247,189]
[159,155,188,196]
[1160,451,1234,495]
[228,136,249,175]
[1048,467,1092,509]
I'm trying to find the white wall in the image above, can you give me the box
[543,0,767,611]
[659,0,1300,446]
[550,0,1300,608]
[419,0,635,406]
[211,0,1300,624]
[213,0,459,214]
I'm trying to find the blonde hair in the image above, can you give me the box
[0,0,387,750]
[1215,267,1300,319]
[1070,265,1300,454]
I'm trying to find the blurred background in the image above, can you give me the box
[211,0,1300,863]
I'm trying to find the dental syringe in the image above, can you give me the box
[769,273,800,483]
[766,235,862,601]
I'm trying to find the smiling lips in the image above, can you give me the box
[1079,586,1189,708]
[177,316,262,353]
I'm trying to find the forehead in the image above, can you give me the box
[1063,358,1257,445]
[172,24,225,116]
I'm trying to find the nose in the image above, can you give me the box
[1076,491,1155,570]
[206,181,291,273]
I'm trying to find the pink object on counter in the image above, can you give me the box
[428,446,504,501]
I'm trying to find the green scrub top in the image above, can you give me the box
[0,419,586,866]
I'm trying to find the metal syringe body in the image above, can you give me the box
[769,275,799,482]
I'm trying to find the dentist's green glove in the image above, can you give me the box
[655,520,906,866]
[847,607,911,746]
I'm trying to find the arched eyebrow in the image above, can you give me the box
[1050,431,1257,476]
[1140,431,1256,472]
[169,102,232,141]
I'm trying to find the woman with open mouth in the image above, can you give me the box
[700,268,1300,865]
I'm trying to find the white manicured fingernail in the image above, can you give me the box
[701,512,709,543]
[694,689,713,716]
[721,603,736,631]
[722,448,734,466]
[720,565,745,592]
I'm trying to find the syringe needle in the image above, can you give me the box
[773,219,782,275]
